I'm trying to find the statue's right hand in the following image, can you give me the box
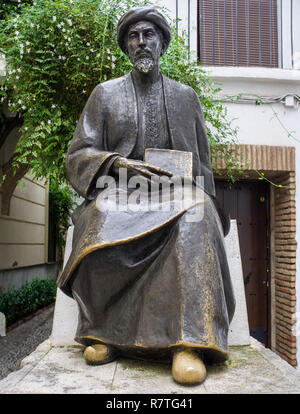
[112,157,172,180]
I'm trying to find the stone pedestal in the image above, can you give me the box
[51,226,78,346]
[51,220,250,346]
[0,312,5,337]
[226,221,250,346]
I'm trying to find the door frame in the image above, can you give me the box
[213,144,297,366]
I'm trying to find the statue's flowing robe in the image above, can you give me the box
[57,73,235,362]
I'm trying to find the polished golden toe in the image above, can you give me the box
[83,344,116,366]
[172,349,206,385]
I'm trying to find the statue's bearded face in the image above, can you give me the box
[126,21,164,74]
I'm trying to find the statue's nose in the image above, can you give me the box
[138,33,146,46]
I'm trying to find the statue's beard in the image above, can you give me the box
[134,57,154,74]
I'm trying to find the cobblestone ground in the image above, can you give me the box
[0,305,54,380]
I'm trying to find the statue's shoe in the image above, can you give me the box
[83,344,118,366]
[172,349,207,385]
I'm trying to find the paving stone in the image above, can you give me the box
[1,306,300,394]
[1,338,300,394]
[111,357,208,394]
[12,345,117,394]
[0,305,54,380]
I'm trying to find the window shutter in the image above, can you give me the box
[197,0,278,67]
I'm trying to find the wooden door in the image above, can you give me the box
[215,180,271,347]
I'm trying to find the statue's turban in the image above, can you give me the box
[117,7,172,54]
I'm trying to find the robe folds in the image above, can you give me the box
[57,72,236,363]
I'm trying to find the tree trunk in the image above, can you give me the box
[0,115,23,150]
[0,156,29,215]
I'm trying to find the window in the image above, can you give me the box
[197,0,278,67]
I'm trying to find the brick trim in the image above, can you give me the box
[273,172,297,366]
[213,144,295,172]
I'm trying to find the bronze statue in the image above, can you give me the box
[57,7,235,385]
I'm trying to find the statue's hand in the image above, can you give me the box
[112,157,172,179]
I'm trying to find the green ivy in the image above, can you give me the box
[0,1,33,21]
[0,277,57,326]
[0,0,241,185]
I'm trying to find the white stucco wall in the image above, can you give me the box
[280,0,300,69]
[204,67,300,148]
[161,0,198,54]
